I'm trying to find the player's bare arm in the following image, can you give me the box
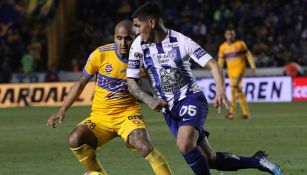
[205,59,231,113]
[246,50,256,76]
[47,74,91,127]
[127,78,168,112]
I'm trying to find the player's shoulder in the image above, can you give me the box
[97,43,115,53]
[236,40,246,45]
[133,36,142,44]
[169,29,188,42]
[130,36,143,49]
[89,43,115,61]
[219,41,228,48]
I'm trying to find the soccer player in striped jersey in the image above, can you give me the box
[47,20,172,175]
[126,2,281,175]
[218,29,256,119]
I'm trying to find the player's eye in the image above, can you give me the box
[124,36,133,41]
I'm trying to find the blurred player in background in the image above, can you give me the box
[218,29,256,119]
[127,2,281,175]
[47,20,172,175]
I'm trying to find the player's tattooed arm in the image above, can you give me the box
[60,74,91,113]
[47,74,91,127]
[127,78,168,111]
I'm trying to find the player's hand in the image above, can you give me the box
[148,98,168,112]
[47,111,65,128]
[214,90,231,113]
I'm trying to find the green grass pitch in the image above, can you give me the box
[0,102,306,175]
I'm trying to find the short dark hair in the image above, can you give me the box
[132,2,161,21]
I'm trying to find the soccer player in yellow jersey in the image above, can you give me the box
[218,29,256,119]
[47,20,172,175]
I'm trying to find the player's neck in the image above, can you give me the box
[227,40,235,44]
[153,25,168,43]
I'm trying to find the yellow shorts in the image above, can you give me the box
[227,65,245,77]
[228,68,245,88]
[79,106,146,147]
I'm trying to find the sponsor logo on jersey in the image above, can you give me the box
[193,47,207,59]
[157,53,170,64]
[128,60,141,69]
[98,74,128,93]
[134,52,143,59]
[163,43,179,48]
[105,64,113,74]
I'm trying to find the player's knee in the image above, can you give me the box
[68,125,97,148]
[68,130,82,148]
[135,141,153,157]
[177,141,195,154]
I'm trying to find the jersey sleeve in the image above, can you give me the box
[83,49,100,78]
[184,36,212,67]
[240,41,248,51]
[126,38,143,78]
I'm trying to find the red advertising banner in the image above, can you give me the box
[293,77,307,101]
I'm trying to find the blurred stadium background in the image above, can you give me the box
[0,0,307,174]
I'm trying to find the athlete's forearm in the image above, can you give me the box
[127,78,155,105]
[246,51,256,69]
[205,59,225,91]
[60,75,90,113]
[217,57,225,68]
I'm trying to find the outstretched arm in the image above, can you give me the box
[47,74,91,127]
[127,78,168,112]
[205,59,231,113]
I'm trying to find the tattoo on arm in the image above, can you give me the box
[80,74,90,86]
[60,74,90,113]
[127,79,153,105]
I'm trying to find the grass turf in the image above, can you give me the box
[0,102,306,175]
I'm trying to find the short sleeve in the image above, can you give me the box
[184,37,212,67]
[126,38,143,78]
[241,41,248,51]
[83,49,100,78]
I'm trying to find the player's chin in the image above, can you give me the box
[120,49,128,54]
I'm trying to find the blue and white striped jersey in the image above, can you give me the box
[127,30,212,109]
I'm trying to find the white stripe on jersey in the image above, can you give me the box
[127,30,212,109]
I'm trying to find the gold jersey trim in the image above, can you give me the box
[98,44,114,52]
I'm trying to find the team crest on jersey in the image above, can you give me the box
[105,64,113,74]
[168,49,177,59]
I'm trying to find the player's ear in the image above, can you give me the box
[148,18,155,29]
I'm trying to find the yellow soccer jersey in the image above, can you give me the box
[83,43,140,114]
[218,40,248,76]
